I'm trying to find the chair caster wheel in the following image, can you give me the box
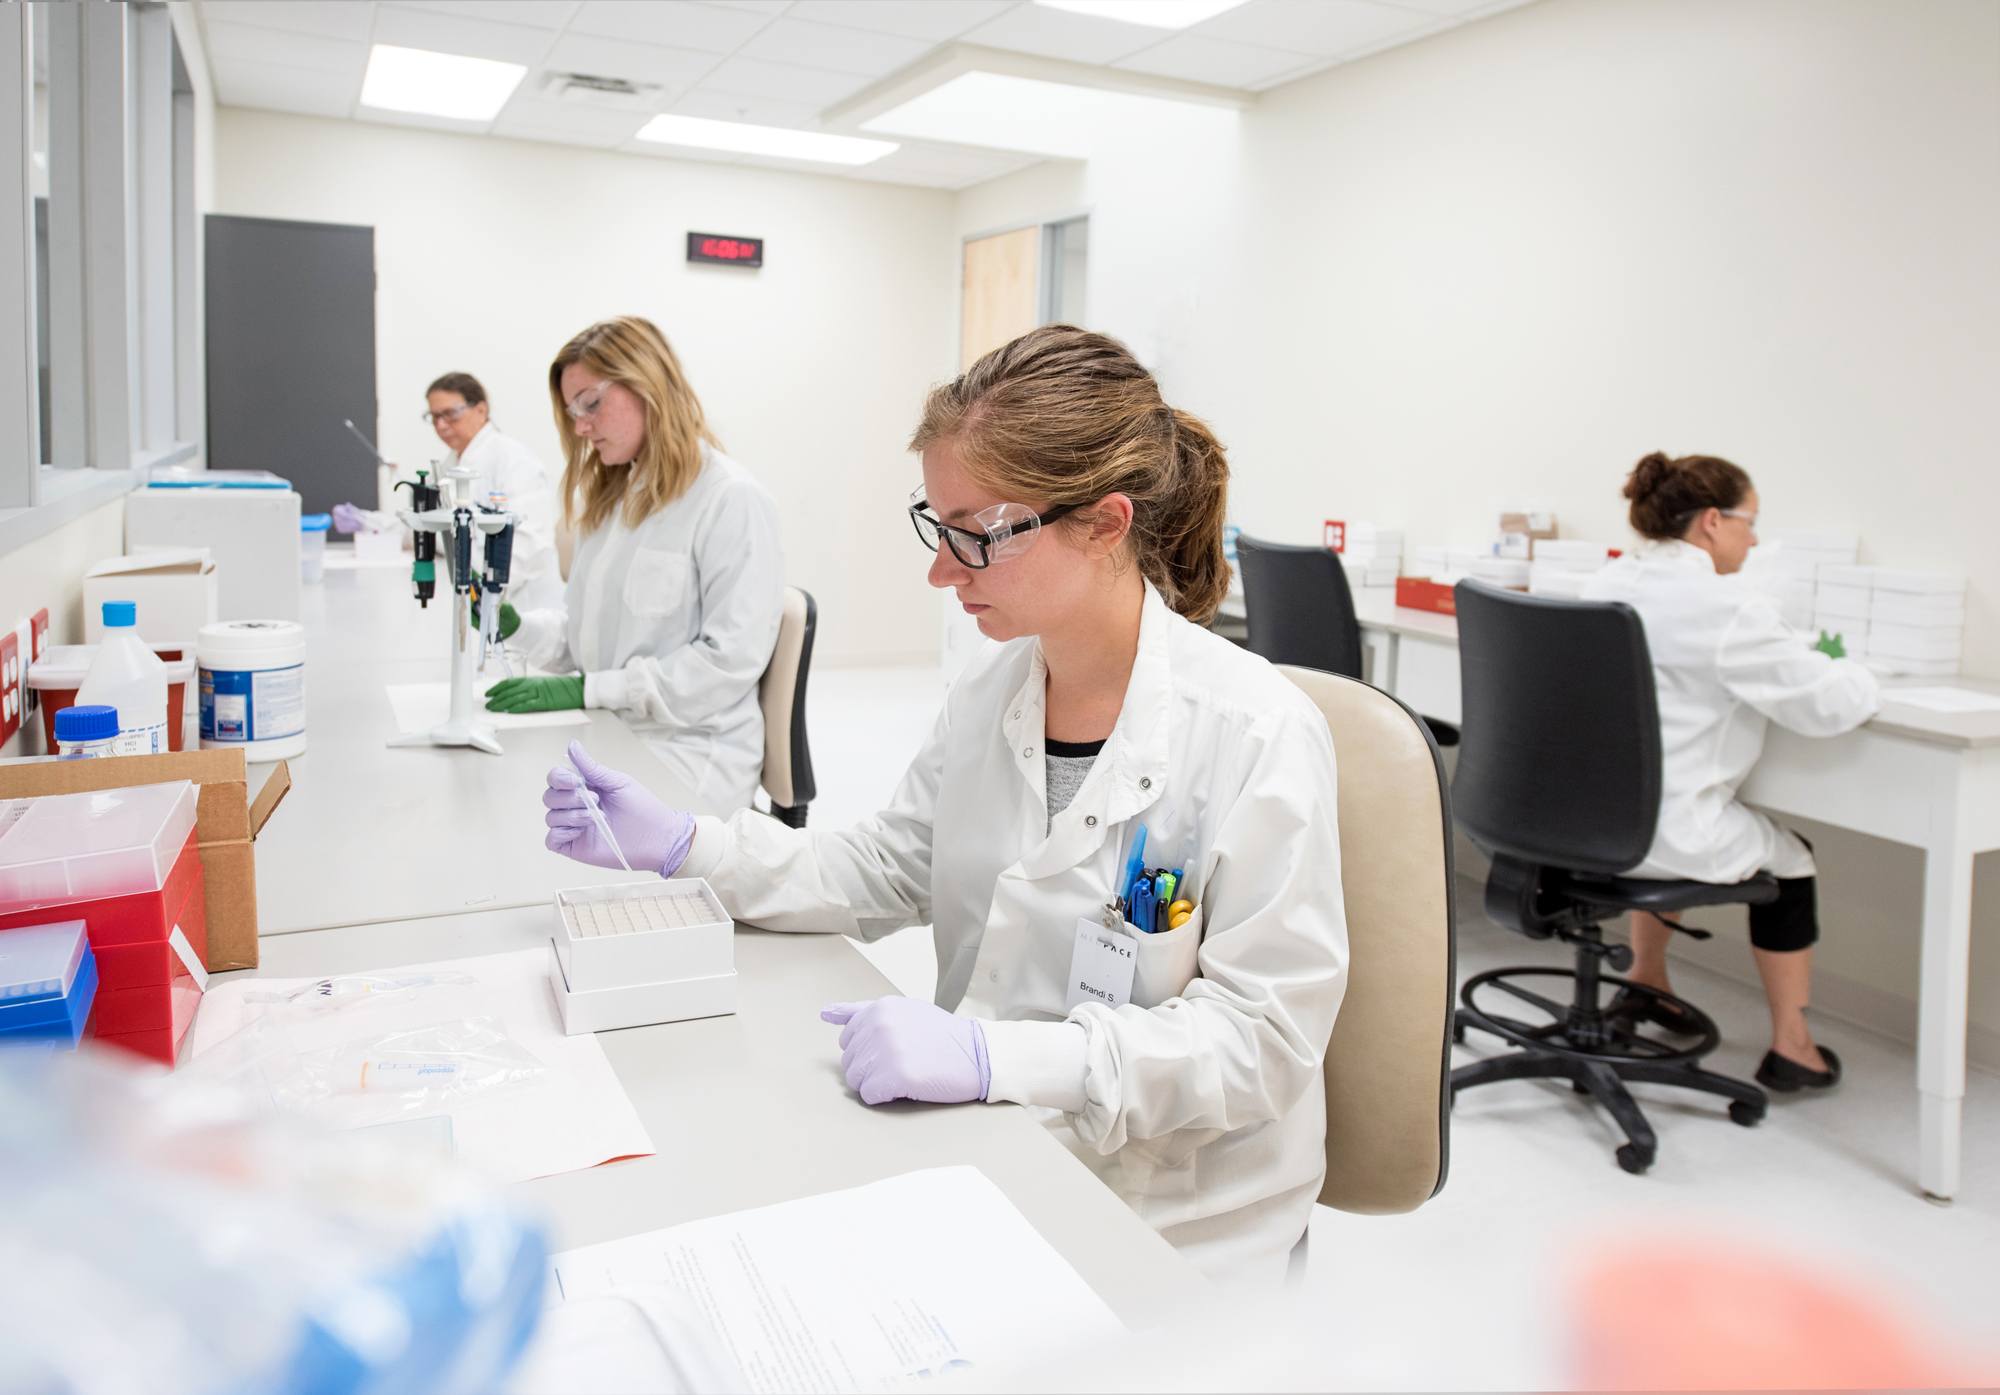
[1729,1100,1765,1127]
[1452,1021,1466,1044]
[1616,1144,1652,1175]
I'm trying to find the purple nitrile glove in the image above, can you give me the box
[331,501,371,535]
[819,997,991,1106]
[543,740,696,877]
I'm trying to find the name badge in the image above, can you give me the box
[1066,916,1137,1012]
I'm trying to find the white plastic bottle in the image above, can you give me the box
[76,601,169,755]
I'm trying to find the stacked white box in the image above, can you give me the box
[1528,540,1613,598]
[548,879,737,1034]
[1466,557,1531,589]
[1816,566,1966,675]
[1745,532,1861,633]
[1338,524,1403,589]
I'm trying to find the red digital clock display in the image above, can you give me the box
[687,232,764,268]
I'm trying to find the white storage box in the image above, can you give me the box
[1870,591,1966,627]
[0,781,197,908]
[126,482,302,622]
[82,552,217,643]
[1868,625,1962,663]
[553,878,733,993]
[548,944,736,1036]
[1813,582,1871,620]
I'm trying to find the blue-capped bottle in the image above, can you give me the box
[75,601,169,754]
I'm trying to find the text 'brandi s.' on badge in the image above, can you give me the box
[1067,915,1137,1011]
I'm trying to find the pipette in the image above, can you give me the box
[342,418,391,466]
[570,751,631,871]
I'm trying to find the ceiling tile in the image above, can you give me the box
[203,20,369,77]
[568,0,776,54]
[695,55,875,104]
[616,137,744,166]
[670,88,829,128]
[736,18,931,77]
[353,104,492,135]
[383,0,581,26]
[1114,32,1302,87]
[199,1,376,43]
[784,1,1014,42]
[371,5,559,65]
[490,92,649,146]
[1190,0,1436,57]
[540,32,721,88]
[212,58,357,117]
[959,4,1160,65]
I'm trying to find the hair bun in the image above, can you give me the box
[1624,451,1673,502]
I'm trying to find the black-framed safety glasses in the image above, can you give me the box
[907,488,1079,569]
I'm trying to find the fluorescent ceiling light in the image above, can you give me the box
[635,114,897,167]
[862,71,1233,160]
[1035,0,1250,27]
[360,44,525,121]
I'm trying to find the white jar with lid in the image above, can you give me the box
[197,619,307,760]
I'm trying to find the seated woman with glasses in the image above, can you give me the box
[332,371,564,611]
[537,326,1349,1280]
[1582,451,1879,1094]
[484,316,784,815]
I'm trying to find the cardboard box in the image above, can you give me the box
[83,550,218,643]
[1498,511,1558,560]
[0,750,289,971]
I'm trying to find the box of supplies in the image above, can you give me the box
[0,783,209,1065]
[1395,577,1458,615]
[82,552,217,645]
[1870,591,1966,628]
[0,920,98,1049]
[552,878,734,993]
[1868,625,1962,663]
[126,483,302,622]
[0,750,291,972]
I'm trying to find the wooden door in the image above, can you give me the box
[959,226,1039,370]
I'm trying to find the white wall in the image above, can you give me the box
[957,0,2000,1058]
[213,109,958,665]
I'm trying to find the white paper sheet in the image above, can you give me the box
[545,1167,1124,1394]
[183,947,653,1183]
[1882,686,2000,714]
[386,680,591,731]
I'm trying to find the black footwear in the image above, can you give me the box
[1756,1046,1842,1092]
[1608,986,1705,1037]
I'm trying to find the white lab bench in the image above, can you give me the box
[238,558,1205,1329]
[1349,585,2000,1202]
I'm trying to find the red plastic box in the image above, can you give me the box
[1395,577,1458,616]
[0,828,208,1066]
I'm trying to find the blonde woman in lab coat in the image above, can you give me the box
[486,316,784,815]
[1582,451,1879,1094]
[542,326,1348,1279]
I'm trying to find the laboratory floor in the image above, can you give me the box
[808,664,2000,1388]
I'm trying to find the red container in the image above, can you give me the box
[1395,577,1459,616]
[0,828,208,1066]
[29,644,194,753]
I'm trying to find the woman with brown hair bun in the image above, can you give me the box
[1583,451,1880,1094]
[541,326,1349,1278]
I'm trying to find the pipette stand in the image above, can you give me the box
[389,464,515,756]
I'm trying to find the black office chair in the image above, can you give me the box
[1448,580,1770,1175]
[1236,534,1459,746]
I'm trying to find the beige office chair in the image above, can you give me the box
[758,587,818,827]
[1280,665,1456,1214]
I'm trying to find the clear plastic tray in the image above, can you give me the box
[0,781,198,910]
[0,920,88,1002]
[552,879,733,993]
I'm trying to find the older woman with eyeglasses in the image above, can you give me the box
[483,316,784,815]
[1582,451,1880,1095]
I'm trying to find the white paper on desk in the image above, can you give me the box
[386,680,591,731]
[182,947,653,1183]
[546,1166,1124,1394]
[1882,686,2000,714]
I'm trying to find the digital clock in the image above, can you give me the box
[687,232,763,268]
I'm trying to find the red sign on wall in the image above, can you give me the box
[687,233,764,268]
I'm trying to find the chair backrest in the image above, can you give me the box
[1280,665,1454,1215]
[758,587,818,811]
[1451,580,1661,874]
[1237,534,1364,679]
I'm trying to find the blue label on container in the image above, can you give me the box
[200,663,305,743]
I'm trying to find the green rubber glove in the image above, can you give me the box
[470,596,521,641]
[1813,630,1847,660]
[485,674,584,712]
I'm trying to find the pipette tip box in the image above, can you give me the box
[548,878,736,1035]
[0,920,99,1048]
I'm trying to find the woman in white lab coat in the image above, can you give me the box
[542,326,1348,1279]
[488,316,784,815]
[419,371,564,612]
[1582,452,1880,1093]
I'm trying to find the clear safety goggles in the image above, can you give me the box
[907,487,1077,570]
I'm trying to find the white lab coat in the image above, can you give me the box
[1581,540,1881,882]
[680,583,1349,1277]
[515,445,784,815]
[441,423,563,614]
